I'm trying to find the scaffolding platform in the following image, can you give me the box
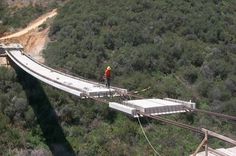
[109,98,195,117]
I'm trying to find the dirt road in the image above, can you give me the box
[0,9,57,40]
[0,9,58,63]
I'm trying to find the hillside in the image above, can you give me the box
[45,0,236,112]
[43,0,236,155]
[0,0,236,156]
[0,0,63,36]
[5,0,66,8]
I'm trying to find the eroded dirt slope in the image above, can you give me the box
[0,9,57,63]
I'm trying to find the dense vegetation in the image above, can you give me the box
[0,0,236,155]
[0,0,60,35]
[45,0,236,112]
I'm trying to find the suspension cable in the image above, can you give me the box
[188,107,236,121]
[139,112,203,134]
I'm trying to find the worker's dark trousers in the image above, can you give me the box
[106,77,110,88]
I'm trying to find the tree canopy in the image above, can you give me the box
[0,0,236,155]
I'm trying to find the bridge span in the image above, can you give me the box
[1,43,127,98]
[1,43,195,117]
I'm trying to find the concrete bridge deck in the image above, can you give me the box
[2,43,127,97]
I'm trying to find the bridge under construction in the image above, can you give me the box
[1,43,196,116]
[1,43,236,156]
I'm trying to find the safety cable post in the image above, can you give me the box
[204,130,208,156]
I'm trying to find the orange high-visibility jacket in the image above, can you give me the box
[105,69,111,78]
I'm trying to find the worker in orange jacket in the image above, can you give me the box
[104,66,111,88]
